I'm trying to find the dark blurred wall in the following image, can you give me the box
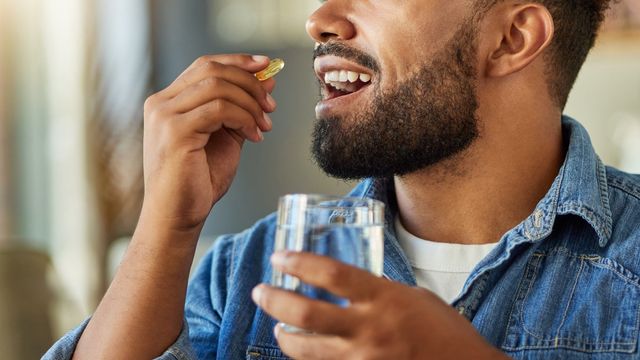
[151,0,355,237]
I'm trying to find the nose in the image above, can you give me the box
[306,2,356,43]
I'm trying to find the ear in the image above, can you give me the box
[485,4,554,78]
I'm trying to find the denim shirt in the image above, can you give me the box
[44,116,640,360]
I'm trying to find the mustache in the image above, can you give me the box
[313,42,380,73]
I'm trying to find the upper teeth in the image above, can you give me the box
[324,70,372,92]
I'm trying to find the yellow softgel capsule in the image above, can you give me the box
[255,58,285,81]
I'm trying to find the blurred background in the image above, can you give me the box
[0,0,638,358]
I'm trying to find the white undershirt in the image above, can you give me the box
[394,216,498,304]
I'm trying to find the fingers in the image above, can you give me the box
[163,55,274,112]
[192,53,271,74]
[274,324,349,360]
[271,252,383,302]
[170,77,272,132]
[179,99,264,142]
[147,53,279,144]
[174,53,269,88]
[252,284,355,336]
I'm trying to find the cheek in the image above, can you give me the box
[354,4,422,85]
[363,2,467,83]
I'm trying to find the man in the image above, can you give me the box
[45,0,640,359]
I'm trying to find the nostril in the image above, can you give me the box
[321,32,338,41]
[306,8,356,42]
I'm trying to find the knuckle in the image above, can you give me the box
[143,94,159,113]
[252,84,267,99]
[196,104,214,120]
[285,255,304,272]
[241,124,257,138]
[211,99,227,115]
[259,290,274,310]
[202,60,222,75]
[295,304,315,328]
[194,55,211,67]
[322,265,346,287]
[200,76,222,89]
[238,53,253,63]
[249,102,263,120]
[145,106,167,125]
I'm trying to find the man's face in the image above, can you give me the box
[308,1,482,179]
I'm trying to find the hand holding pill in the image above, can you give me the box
[140,54,282,232]
[255,58,285,81]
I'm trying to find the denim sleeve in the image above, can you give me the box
[42,235,235,360]
[41,318,197,359]
[184,235,236,359]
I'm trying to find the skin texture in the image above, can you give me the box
[72,0,564,359]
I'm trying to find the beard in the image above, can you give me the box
[311,20,481,180]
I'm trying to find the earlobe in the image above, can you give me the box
[485,4,554,78]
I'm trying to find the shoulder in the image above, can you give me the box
[204,211,278,273]
[186,212,278,314]
[605,166,640,226]
[606,166,640,201]
[604,166,640,249]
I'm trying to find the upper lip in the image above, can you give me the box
[313,55,374,84]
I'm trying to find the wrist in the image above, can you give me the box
[138,197,207,235]
[134,207,204,250]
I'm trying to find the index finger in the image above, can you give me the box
[271,251,383,302]
[162,54,272,98]
[183,54,271,81]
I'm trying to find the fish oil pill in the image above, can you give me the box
[255,58,285,81]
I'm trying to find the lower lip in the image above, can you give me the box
[315,84,372,118]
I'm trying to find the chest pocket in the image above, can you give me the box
[502,248,640,354]
[246,345,291,360]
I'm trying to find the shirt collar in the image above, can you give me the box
[347,177,416,284]
[516,116,612,247]
[545,116,612,246]
[350,115,613,249]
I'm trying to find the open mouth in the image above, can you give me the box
[321,69,372,100]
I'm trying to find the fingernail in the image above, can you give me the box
[266,94,276,110]
[252,55,269,63]
[263,113,272,128]
[252,285,263,305]
[271,251,288,266]
[274,323,282,338]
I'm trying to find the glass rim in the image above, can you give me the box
[278,193,385,208]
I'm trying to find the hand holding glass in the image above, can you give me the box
[271,194,385,333]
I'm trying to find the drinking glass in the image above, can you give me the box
[271,194,385,332]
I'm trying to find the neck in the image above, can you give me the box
[394,111,564,244]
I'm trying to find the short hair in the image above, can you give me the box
[475,0,616,109]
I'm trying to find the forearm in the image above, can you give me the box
[70,53,274,359]
[72,216,202,360]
